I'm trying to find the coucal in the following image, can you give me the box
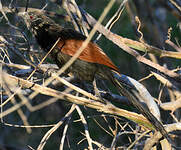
[19,10,171,143]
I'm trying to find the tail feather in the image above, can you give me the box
[107,70,172,143]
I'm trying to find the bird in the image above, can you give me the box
[19,10,171,143]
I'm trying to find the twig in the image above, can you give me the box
[160,97,181,112]
[76,105,93,150]
[169,0,181,12]
[127,130,150,149]
[62,0,89,36]
[166,39,181,52]
[59,108,71,150]
[144,123,181,150]
[0,61,31,69]
[151,71,181,99]
[37,104,76,150]
[2,82,31,133]
[95,0,127,41]
[0,35,35,68]
[110,131,123,149]
[93,118,113,137]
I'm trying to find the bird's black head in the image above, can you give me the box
[19,11,57,35]
[18,10,62,50]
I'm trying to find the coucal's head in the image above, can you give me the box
[19,11,63,50]
[19,11,58,32]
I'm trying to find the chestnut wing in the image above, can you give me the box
[56,39,119,72]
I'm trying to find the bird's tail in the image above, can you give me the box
[107,70,171,143]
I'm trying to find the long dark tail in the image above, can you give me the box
[107,70,171,143]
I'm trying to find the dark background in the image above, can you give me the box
[0,0,181,149]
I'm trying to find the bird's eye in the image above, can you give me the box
[30,15,33,19]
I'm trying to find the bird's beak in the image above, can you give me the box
[17,11,31,29]
[18,12,28,18]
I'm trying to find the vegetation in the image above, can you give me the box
[0,0,181,149]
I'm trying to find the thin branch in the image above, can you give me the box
[37,104,76,150]
[75,105,93,150]
[144,123,181,150]
[160,97,181,112]
[2,82,31,133]
[59,109,71,150]
[95,0,127,41]
[0,72,154,129]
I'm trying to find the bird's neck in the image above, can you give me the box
[31,21,60,51]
